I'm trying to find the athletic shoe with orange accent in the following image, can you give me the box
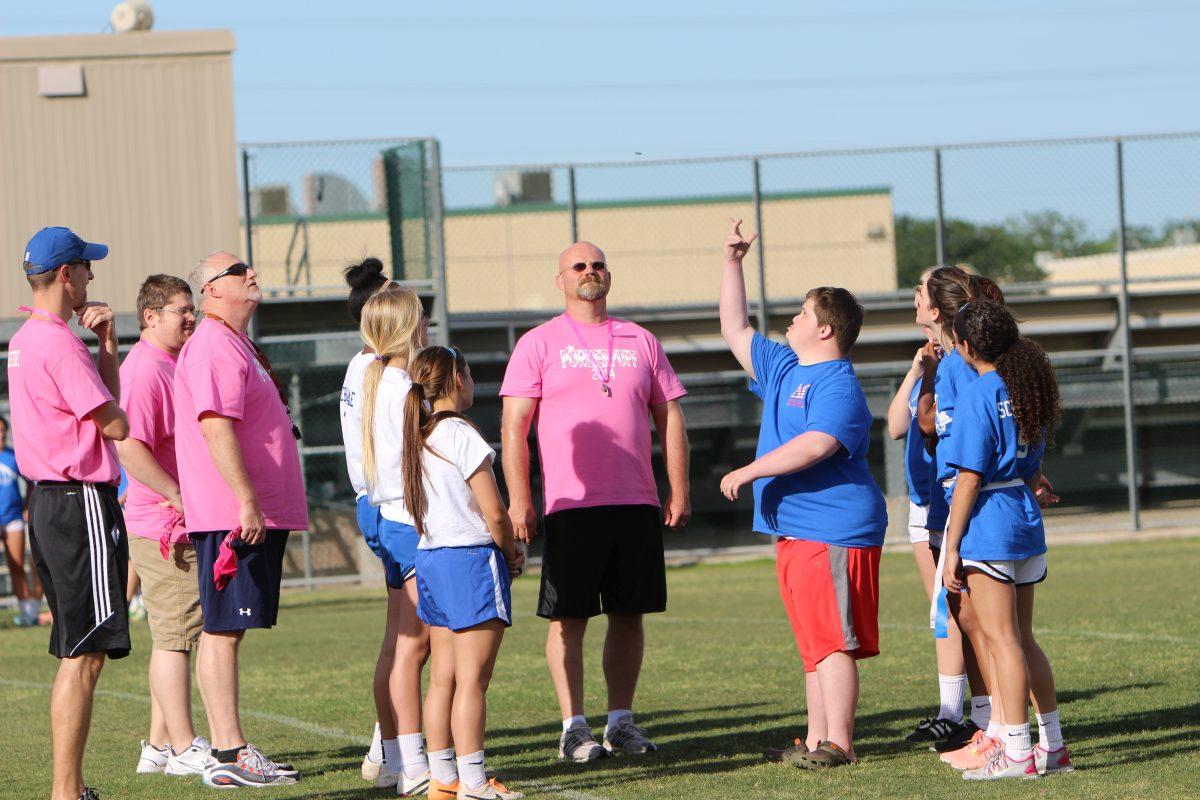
[428,778,459,799]
[963,749,1039,780]
[945,734,1002,771]
[457,777,524,800]
[938,729,984,765]
[1036,744,1074,775]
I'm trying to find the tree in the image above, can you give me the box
[894,215,1046,288]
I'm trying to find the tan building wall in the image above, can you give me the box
[1041,243,1200,294]
[0,30,240,317]
[248,189,898,312]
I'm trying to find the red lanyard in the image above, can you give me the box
[203,314,301,440]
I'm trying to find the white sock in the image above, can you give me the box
[986,720,1002,739]
[606,709,632,731]
[1004,723,1032,759]
[399,732,429,778]
[562,715,587,732]
[381,738,400,769]
[969,695,992,730]
[428,748,458,785]
[367,723,383,762]
[456,750,487,790]
[1036,709,1063,751]
[937,674,966,723]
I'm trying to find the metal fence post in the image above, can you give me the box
[567,166,579,243]
[241,148,258,340]
[290,371,314,588]
[933,147,946,266]
[1114,138,1141,530]
[427,139,451,347]
[752,158,769,335]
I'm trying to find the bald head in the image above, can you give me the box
[188,251,240,302]
[558,241,606,272]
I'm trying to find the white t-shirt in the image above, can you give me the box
[365,366,416,524]
[339,351,374,498]
[416,417,496,550]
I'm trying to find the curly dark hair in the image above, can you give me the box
[954,300,1061,447]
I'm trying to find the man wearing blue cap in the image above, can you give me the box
[8,227,131,800]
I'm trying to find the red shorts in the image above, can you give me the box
[775,538,881,672]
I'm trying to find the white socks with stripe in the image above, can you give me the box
[457,750,487,790]
[399,732,429,779]
[1004,723,1032,759]
[969,695,992,729]
[428,748,458,785]
[381,738,401,770]
[1036,709,1063,751]
[937,674,966,723]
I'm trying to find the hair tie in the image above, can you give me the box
[373,353,386,362]
[412,383,426,397]
[958,301,971,312]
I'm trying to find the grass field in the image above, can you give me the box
[2,538,1198,800]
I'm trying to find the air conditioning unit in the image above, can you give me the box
[494,171,553,206]
[252,185,292,217]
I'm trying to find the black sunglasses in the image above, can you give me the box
[204,262,250,287]
[569,261,607,272]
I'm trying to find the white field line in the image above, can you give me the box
[0,677,607,799]
[645,616,1198,644]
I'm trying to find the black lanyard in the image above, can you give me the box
[203,314,301,440]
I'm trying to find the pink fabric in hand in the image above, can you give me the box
[159,508,187,560]
[213,527,243,590]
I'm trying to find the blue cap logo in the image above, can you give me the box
[23,227,109,276]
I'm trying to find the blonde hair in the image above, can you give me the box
[359,286,425,491]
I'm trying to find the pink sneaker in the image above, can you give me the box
[1036,743,1074,775]
[963,749,1039,780]
[945,733,1002,771]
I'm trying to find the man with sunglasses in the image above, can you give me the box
[174,252,307,788]
[9,226,131,800]
[501,241,691,762]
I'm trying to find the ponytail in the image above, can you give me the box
[996,337,1061,448]
[360,356,386,490]
[402,383,430,537]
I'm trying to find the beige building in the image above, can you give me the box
[0,29,240,318]
[248,187,899,312]
[1041,243,1200,294]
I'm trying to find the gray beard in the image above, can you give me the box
[578,281,609,301]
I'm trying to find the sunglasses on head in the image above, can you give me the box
[568,261,607,272]
[204,262,250,287]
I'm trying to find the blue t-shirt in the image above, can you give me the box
[944,370,1047,561]
[0,447,24,523]
[925,349,977,531]
[747,334,887,548]
[904,382,933,506]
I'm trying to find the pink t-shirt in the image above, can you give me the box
[119,339,185,540]
[500,314,686,514]
[173,319,308,533]
[5,310,120,484]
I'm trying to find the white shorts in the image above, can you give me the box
[908,502,930,544]
[963,554,1047,586]
[4,519,23,535]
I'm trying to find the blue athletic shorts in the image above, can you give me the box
[192,530,289,632]
[415,544,512,631]
[377,517,418,589]
[356,495,384,557]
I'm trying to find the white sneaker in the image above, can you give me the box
[558,723,607,763]
[963,749,1040,780]
[362,723,384,781]
[1036,743,1075,775]
[399,769,432,796]
[165,736,216,776]
[136,740,171,774]
[375,763,401,788]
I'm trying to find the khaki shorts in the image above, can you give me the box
[128,535,204,651]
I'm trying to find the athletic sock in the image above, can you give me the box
[428,748,458,785]
[367,722,383,762]
[1004,723,1032,759]
[986,720,1002,740]
[1036,709,1063,751]
[381,738,401,769]
[457,750,487,790]
[969,695,992,730]
[562,715,587,732]
[214,745,245,764]
[398,732,429,779]
[937,674,967,723]
[606,709,632,731]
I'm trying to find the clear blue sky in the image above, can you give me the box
[5,2,1199,231]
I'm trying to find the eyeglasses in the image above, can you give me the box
[155,305,196,319]
[568,261,607,272]
[203,262,251,287]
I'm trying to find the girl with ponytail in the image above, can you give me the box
[401,346,524,800]
[940,300,1072,780]
[355,284,435,792]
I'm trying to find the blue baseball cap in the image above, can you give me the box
[23,227,109,276]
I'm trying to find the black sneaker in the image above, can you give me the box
[906,716,966,743]
[934,720,982,753]
[79,789,100,800]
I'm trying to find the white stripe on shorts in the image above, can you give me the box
[487,549,510,624]
[82,484,106,626]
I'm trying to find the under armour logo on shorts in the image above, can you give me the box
[239,608,253,616]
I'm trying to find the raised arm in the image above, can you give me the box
[917,341,939,437]
[651,399,691,530]
[77,302,121,402]
[887,347,926,440]
[500,396,539,543]
[720,218,760,380]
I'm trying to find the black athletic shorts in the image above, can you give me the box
[192,530,290,632]
[537,504,667,619]
[27,481,131,659]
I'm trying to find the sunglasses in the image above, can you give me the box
[204,262,251,287]
[568,261,607,272]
